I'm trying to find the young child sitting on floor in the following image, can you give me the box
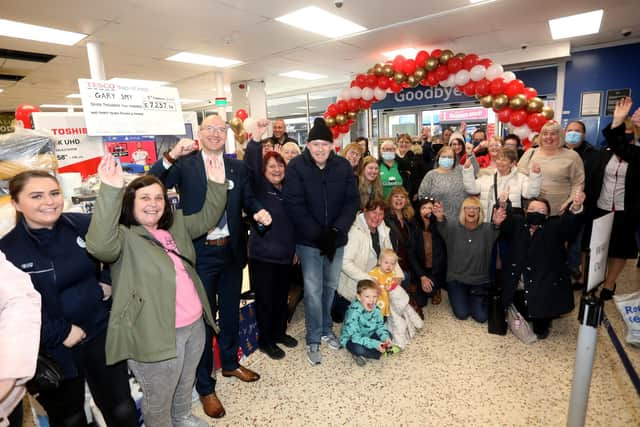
[339,280,398,366]
[368,248,402,317]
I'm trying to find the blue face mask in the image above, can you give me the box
[381,152,396,161]
[438,157,455,169]
[565,130,583,145]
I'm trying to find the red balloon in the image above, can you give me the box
[392,55,406,72]
[510,110,528,127]
[350,80,357,88]
[426,72,439,86]
[497,107,512,123]
[331,127,340,139]
[435,65,449,81]
[527,112,546,132]
[462,53,479,71]
[336,100,348,114]
[475,79,491,96]
[390,80,403,93]
[402,59,416,75]
[235,109,248,121]
[420,79,428,86]
[355,74,367,89]
[431,49,442,58]
[347,98,360,112]
[402,82,409,88]
[505,79,525,98]
[359,99,372,110]
[15,104,40,129]
[463,81,476,97]
[338,124,350,134]
[366,74,378,88]
[415,50,429,68]
[524,87,538,99]
[377,76,391,90]
[326,104,338,116]
[479,58,493,68]
[447,57,463,74]
[490,78,505,96]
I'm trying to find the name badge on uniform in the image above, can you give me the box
[77,236,87,248]
[227,179,235,190]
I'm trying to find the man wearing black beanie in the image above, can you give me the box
[283,118,360,365]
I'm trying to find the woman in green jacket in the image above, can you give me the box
[86,153,226,427]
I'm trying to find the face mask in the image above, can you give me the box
[526,211,546,226]
[381,152,395,161]
[438,157,454,169]
[432,143,443,153]
[565,131,583,145]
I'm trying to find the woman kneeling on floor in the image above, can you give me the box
[432,197,506,323]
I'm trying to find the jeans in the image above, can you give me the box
[128,319,205,427]
[447,280,489,323]
[345,333,382,360]
[36,331,138,427]
[249,258,290,346]
[193,240,243,396]
[296,245,344,345]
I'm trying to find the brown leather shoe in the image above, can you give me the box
[432,288,442,305]
[221,365,260,382]
[200,393,225,418]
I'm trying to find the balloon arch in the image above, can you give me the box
[323,49,555,146]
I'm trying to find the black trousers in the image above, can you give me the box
[249,258,291,346]
[512,289,552,334]
[36,331,138,427]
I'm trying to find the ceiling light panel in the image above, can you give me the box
[0,19,87,46]
[275,6,366,38]
[548,10,603,40]
[280,71,328,80]
[166,52,242,68]
[382,48,420,59]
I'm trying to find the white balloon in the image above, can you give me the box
[485,63,504,81]
[445,74,456,87]
[502,71,517,83]
[374,87,387,100]
[469,65,486,82]
[362,87,374,101]
[349,86,362,99]
[512,124,532,140]
[339,88,351,101]
[454,70,470,86]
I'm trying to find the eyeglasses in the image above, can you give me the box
[202,125,227,134]
[420,196,436,203]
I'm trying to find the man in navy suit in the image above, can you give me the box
[149,114,271,419]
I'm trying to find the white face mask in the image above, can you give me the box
[381,152,395,161]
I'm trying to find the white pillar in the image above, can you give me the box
[215,72,226,118]
[86,42,106,80]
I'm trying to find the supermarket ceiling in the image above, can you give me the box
[0,0,639,112]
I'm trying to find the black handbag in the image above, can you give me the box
[26,353,63,394]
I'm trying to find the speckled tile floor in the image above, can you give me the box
[191,263,640,427]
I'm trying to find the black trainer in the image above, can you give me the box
[259,344,285,360]
[276,334,298,348]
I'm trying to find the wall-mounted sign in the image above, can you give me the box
[440,108,488,122]
[605,88,631,116]
[580,91,602,116]
[78,79,185,136]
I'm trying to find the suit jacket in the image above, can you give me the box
[149,151,262,267]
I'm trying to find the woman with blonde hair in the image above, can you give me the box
[518,121,584,215]
[341,142,365,174]
[281,141,301,164]
[432,197,506,323]
[358,156,384,210]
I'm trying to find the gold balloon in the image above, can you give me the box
[541,106,554,120]
[526,97,544,113]
[393,71,407,84]
[413,68,426,80]
[383,64,394,77]
[439,49,454,64]
[425,57,439,71]
[229,117,243,134]
[407,75,419,87]
[374,63,384,76]
[347,111,357,120]
[480,95,494,108]
[509,94,527,110]
[325,116,336,127]
[367,67,375,75]
[335,113,347,125]
[492,94,509,110]
[455,52,466,59]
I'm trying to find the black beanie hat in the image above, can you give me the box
[307,117,333,143]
